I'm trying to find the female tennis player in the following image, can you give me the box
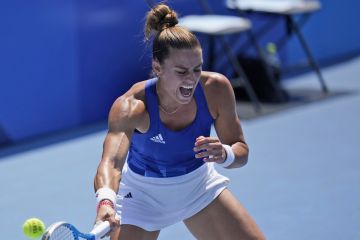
[93,3,265,240]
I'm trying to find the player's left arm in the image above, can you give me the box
[214,75,249,168]
[195,73,249,168]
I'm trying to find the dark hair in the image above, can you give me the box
[144,3,201,63]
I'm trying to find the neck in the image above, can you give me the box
[156,79,183,115]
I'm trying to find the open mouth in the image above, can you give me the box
[179,85,194,97]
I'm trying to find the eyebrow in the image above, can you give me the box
[174,63,203,70]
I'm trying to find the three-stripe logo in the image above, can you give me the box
[150,133,166,144]
[124,192,132,199]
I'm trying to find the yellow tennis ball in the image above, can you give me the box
[22,218,46,239]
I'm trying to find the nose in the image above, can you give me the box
[188,71,199,83]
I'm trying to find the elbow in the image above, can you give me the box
[243,144,249,166]
[233,143,249,168]
[238,150,249,168]
[242,144,249,166]
[243,154,249,167]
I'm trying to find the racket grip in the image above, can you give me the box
[90,221,111,239]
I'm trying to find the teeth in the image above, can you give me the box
[182,85,193,89]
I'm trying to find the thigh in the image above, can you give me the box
[110,224,160,240]
[183,189,265,240]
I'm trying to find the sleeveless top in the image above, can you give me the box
[127,78,214,178]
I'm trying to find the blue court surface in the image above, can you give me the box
[1,57,359,239]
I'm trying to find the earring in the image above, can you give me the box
[151,70,158,78]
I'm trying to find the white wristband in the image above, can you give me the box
[218,144,235,168]
[95,187,117,206]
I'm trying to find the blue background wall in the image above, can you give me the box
[0,0,359,146]
[1,0,81,144]
[0,0,152,145]
[285,0,360,68]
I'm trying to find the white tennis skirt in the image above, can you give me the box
[116,162,229,231]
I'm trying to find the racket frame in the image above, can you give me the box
[42,221,110,240]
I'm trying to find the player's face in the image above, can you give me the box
[153,47,203,105]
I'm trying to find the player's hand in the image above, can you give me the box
[194,136,226,164]
[95,204,120,235]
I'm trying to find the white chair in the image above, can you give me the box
[227,0,328,93]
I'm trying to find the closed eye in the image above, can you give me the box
[176,71,186,75]
[175,66,201,75]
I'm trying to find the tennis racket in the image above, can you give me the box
[42,221,110,240]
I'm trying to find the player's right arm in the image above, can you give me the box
[93,85,147,228]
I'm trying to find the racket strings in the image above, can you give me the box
[49,225,76,240]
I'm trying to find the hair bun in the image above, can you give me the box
[145,4,179,40]
[159,11,178,30]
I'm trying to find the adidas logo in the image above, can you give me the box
[150,133,166,144]
[124,192,132,198]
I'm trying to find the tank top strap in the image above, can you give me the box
[145,78,158,113]
[144,78,160,133]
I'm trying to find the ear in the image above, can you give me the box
[152,59,162,76]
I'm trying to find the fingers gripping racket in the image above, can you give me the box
[42,221,110,240]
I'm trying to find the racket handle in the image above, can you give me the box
[90,221,111,239]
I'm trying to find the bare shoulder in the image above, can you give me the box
[200,71,235,118]
[108,81,148,131]
[200,71,233,95]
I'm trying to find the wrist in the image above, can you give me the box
[218,144,235,168]
[97,199,114,212]
[95,187,116,209]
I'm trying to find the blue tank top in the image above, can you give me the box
[127,78,214,178]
